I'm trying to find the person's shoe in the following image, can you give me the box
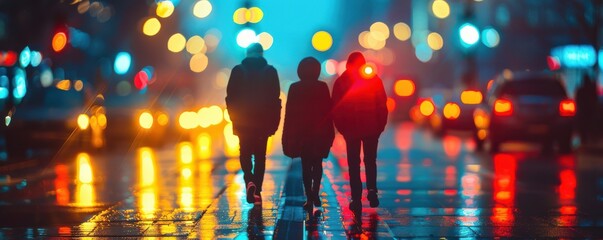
[254,192,262,205]
[349,199,362,212]
[246,182,256,204]
[367,189,380,208]
[303,200,313,212]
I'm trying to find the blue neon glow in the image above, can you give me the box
[114,52,132,75]
[19,46,31,68]
[0,75,9,99]
[30,51,42,67]
[13,68,27,100]
[551,45,596,68]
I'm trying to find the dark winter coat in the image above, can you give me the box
[226,57,281,137]
[332,69,388,139]
[282,60,334,159]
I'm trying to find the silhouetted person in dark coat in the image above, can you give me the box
[226,43,281,205]
[332,52,388,212]
[576,74,598,145]
[282,57,335,212]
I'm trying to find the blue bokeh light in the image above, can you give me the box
[19,46,31,68]
[114,52,132,75]
[459,23,480,47]
[13,68,27,100]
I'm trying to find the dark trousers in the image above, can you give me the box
[344,135,379,201]
[239,134,268,192]
[301,152,323,200]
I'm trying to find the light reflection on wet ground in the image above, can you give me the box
[0,122,602,238]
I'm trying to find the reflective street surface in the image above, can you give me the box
[1,122,603,239]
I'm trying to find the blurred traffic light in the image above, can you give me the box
[459,23,479,48]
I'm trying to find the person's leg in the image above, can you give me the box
[301,155,314,211]
[238,134,256,203]
[252,135,269,193]
[345,136,362,210]
[363,135,380,207]
[311,155,323,207]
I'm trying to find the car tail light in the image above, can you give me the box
[559,99,576,117]
[494,99,513,116]
[394,79,415,97]
[443,103,461,120]
[419,99,435,117]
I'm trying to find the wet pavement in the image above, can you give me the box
[1,122,603,239]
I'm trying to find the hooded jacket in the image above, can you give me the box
[226,56,281,137]
[282,57,335,158]
[332,52,388,138]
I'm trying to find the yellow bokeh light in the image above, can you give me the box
[393,22,411,41]
[247,7,264,23]
[223,109,231,122]
[197,133,212,160]
[193,0,212,19]
[257,32,274,50]
[420,100,435,116]
[312,31,333,52]
[139,147,156,187]
[142,18,161,36]
[186,35,206,54]
[77,153,93,184]
[52,32,68,52]
[207,105,223,126]
[367,32,386,50]
[358,31,370,49]
[168,33,186,53]
[156,1,174,18]
[432,0,451,19]
[394,79,415,97]
[78,114,89,130]
[370,22,390,41]
[179,111,198,129]
[461,90,483,105]
[178,142,194,164]
[74,80,83,91]
[139,111,153,129]
[427,32,444,50]
[56,79,71,91]
[443,103,461,120]
[233,8,247,24]
[157,113,169,126]
[190,53,209,73]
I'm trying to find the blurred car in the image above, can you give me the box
[430,89,483,135]
[473,72,575,153]
[1,82,104,159]
[103,93,172,147]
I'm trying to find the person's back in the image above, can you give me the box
[225,43,281,205]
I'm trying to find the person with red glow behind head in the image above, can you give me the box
[332,52,388,213]
[282,57,335,213]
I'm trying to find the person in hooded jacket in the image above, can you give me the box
[332,52,388,212]
[226,43,281,205]
[282,57,335,212]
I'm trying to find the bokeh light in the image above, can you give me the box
[156,1,175,18]
[116,81,132,96]
[139,111,154,129]
[134,70,149,90]
[168,33,186,52]
[419,99,435,116]
[74,80,84,91]
[367,32,386,50]
[247,7,264,23]
[415,43,433,62]
[358,31,370,49]
[236,28,257,48]
[142,18,161,36]
[19,46,31,68]
[312,31,333,52]
[432,0,450,19]
[482,27,500,48]
[114,52,132,75]
[13,68,27,100]
[393,22,411,41]
[190,53,208,73]
[186,35,206,54]
[394,79,415,97]
[460,23,480,46]
[52,32,68,52]
[233,8,247,24]
[193,0,212,19]
[30,51,42,67]
[323,59,337,76]
[443,103,461,120]
[40,68,53,87]
[427,32,444,50]
[257,32,274,50]
[370,22,390,41]
[78,114,90,130]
